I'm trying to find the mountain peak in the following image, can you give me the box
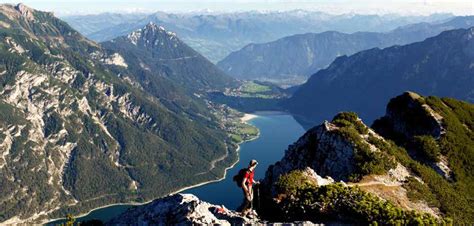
[126,21,178,46]
[144,21,165,31]
[0,3,35,21]
[15,3,33,14]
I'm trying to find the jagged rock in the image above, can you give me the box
[105,194,328,226]
[301,167,335,186]
[106,194,262,226]
[14,3,35,21]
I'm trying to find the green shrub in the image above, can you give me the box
[413,135,440,162]
[336,127,396,181]
[403,177,440,208]
[371,95,474,223]
[274,177,445,225]
[276,170,317,197]
[43,111,62,137]
[332,112,369,134]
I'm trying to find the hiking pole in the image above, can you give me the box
[257,183,260,210]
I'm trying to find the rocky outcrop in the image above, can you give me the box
[14,3,35,21]
[373,92,452,179]
[381,91,445,139]
[264,120,356,190]
[106,194,261,225]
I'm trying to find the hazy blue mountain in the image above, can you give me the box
[284,27,474,128]
[63,11,452,62]
[0,4,234,223]
[217,16,474,83]
[62,13,147,36]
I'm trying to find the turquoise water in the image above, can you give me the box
[185,112,305,209]
[48,112,305,224]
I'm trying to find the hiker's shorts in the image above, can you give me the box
[237,190,252,212]
[238,197,252,212]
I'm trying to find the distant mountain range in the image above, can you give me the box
[0,4,235,223]
[217,16,474,83]
[60,13,147,37]
[284,27,474,128]
[62,11,452,62]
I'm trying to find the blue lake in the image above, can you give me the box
[47,112,305,224]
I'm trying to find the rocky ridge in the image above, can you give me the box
[262,91,474,223]
[263,114,438,217]
[106,194,262,225]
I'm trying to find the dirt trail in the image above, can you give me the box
[349,181,401,188]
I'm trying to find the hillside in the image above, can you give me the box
[284,27,474,128]
[217,16,474,83]
[101,92,474,224]
[0,4,236,224]
[101,22,235,95]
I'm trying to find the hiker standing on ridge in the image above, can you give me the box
[236,159,258,217]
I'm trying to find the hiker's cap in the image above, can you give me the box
[249,159,258,166]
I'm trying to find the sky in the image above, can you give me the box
[2,0,474,16]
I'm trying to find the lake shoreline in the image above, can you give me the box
[241,113,258,122]
[44,114,261,225]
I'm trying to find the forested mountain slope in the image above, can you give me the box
[0,4,234,223]
[284,27,474,128]
[101,22,235,95]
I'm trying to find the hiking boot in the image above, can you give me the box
[251,210,258,216]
